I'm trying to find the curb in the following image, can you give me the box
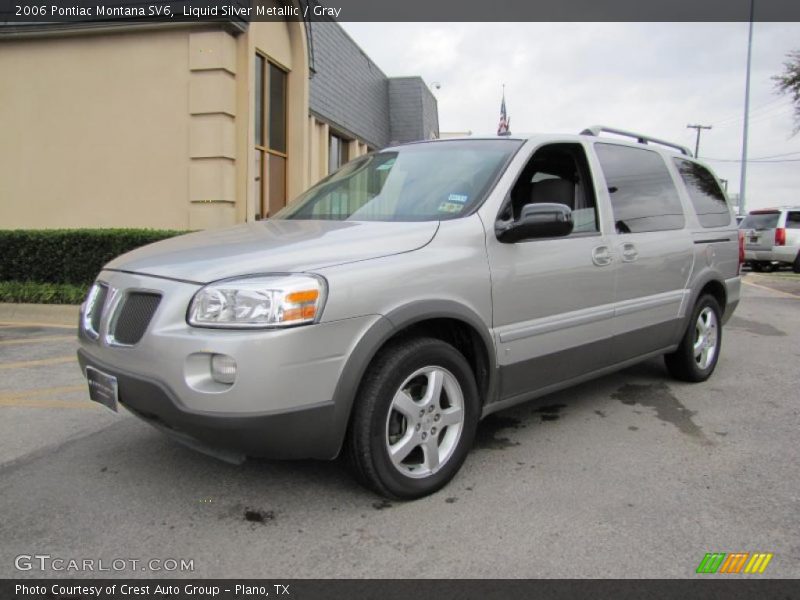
[0,303,80,327]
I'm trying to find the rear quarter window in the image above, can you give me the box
[673,159,732,228]
[594,143,685,233]
[786,212,800,229]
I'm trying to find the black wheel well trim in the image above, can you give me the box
[328,301,497,457]
[690,271,728,313]
[682,270,731,332]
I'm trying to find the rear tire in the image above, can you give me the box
[345,337,479,500]
[793,253,800,274]
[751,262,763,272]
[664,295,722,383]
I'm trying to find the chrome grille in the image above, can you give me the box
[111,292,162,345]
[81,283,108,339]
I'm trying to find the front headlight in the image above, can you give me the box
[187,274,327,328]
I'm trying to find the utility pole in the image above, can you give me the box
[686,124,712,157]
[739,0,755,216]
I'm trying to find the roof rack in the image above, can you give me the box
[580,125,693,157]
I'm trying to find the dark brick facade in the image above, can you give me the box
[308,21,438,149]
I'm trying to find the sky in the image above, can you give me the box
[341,22,800,212]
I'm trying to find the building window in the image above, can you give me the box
[328,133,349,174]
[254,54,287,218]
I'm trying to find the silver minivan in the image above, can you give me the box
[78,127,741,499]
[741,207,800,272]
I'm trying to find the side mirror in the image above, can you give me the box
[496,202,574,243]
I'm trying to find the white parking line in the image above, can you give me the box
[742,278,799,299]
[0,385,94,409]
[0,321,77,329]
[0,335,75,346]
[0,356,76,370]
[0,397,96,409]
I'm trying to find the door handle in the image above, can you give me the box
[620,243,638,263]
[591,245,613,267]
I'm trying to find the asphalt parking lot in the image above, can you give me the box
[0,274,798,579]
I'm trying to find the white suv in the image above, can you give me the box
[741,207,800,273]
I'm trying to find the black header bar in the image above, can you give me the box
[3,579,800,600]
[1,0,799,25]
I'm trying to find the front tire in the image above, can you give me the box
[345,337,479,499]
[664,295,722,382]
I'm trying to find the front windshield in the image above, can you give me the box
[273,139,523,222]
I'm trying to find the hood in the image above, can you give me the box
[105,219,439,283]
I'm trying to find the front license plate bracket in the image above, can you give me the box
[86,366,119,412]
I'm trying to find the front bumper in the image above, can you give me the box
[78,349,338,460]
[77,269,381,459]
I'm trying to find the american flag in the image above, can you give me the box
[497,91,511,136]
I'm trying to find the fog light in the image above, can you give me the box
[210,354,237,385]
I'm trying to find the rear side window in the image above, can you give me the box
[594,143,685,233]
[740,212,780,230]
[786,212,800,229]
[673,159,731,228]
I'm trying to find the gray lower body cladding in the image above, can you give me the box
[77,349,338,460]
[496,319,683,402]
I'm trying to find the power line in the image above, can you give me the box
[744,150,800,159]
[713,103,793,129]
[746,106,793,125]
[704,150,800,161]
[711,96,790,127]
[702,150,800,161]
[704,157,800,163]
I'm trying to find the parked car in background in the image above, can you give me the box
[77,126,741,499]
[740,207,800,273]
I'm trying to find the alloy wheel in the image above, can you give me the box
[384,366,465,479]
[694,306,718,370]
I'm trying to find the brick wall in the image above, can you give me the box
[308,22,439,149]
[308,21,390,149]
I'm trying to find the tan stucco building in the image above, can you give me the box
[0,13,438,230]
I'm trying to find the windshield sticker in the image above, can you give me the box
[438,201,465,214]
[448,193,468,204]
[376,159,396,171]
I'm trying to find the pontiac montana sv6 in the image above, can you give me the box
[78,127,741,499]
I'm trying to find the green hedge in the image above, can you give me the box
[0,281,89,305]
[0,229,187,287]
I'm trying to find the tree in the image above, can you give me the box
[774,49,800,134]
